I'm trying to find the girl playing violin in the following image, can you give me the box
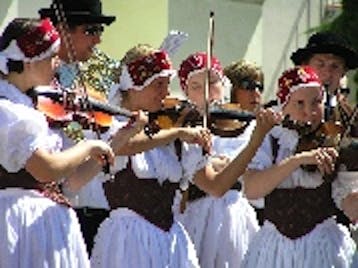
[0,18,116,267]
[177,52,269,268]
[90,44,280,268]
[242,65,358,268]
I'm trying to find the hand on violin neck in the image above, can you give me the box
[178,126,212,153]
[126,110,148,131]
[85,139,115,168]
[109,111,148,154]
[295,147,338,175]
[253,108,283,141]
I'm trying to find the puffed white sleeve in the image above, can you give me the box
[0,102,60,172]
[181,142,208,186]
[247,134,274,171]
[332,171,358,210]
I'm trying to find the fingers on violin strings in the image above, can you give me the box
[198,128,212,152]
[324,147,338,161]
[316,148,334,174]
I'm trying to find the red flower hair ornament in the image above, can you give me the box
[117,50,176,92]
[178,51,223,90]
[0,18,60,74]
[277,65,322,108]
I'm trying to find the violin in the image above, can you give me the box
[144,97,200,137]
[31,87,133,141]
[144,97,259,138]
[294,111,358,174]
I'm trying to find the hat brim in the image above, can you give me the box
[291,44,358,70]
[39,9,116,25]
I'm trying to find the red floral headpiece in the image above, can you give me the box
[0,18,60,74]
[17,18,59,59]
[178,51,223,90]
[277,65,322,107]
[117,50,176,91]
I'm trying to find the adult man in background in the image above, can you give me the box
[39,0,116,255]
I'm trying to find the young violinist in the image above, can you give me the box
[0,18,116,267]
[291,31,358,228]
[90,44,280,267]
[176,52,273,267]
[242,65,358,268]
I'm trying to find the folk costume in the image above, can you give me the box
[0,19,89,267]
[242,66,358,268]
[177,52,259,268]
[91,50,203,268]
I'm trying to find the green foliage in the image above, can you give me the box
[327,0,358,102]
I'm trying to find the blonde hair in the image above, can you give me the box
[120,44,156,67]
[117,44,157,100]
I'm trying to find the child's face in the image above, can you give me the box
[185,70,224,111]
[283,86,323,128]
[130,76,170,112]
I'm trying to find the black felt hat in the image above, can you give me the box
[39,0,116,26]
[290,31,358,70]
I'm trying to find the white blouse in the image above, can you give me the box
[0,80,62,172]
[102,117,208,190]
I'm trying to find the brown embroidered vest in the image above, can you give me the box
[103,161,179,232]
[0,165,71,207]
[103,140,183,232]
[187,181,242,201]
[264,136,339,239]
[264,183,336,239]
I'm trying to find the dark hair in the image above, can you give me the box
[0,18,42,73]
[224,59,264,102]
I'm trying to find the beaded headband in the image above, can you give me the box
[277,65,322,107]
[178,51,223,90]
[0,18,60,74]
[118,50,176,91]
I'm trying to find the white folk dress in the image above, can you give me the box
[0,80,89,268]
[91,133,207,268]
[177,122,259,268]
[242,125,358,268]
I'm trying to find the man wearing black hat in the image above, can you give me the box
[290,31,357,125]
[39,0,115,63]
[38,0,116,256]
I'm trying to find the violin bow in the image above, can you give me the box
[203,11,215,129]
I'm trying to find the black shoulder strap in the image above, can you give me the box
[174,138,182,161]
[270,135,279,165]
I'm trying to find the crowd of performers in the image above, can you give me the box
[0,0,358,267]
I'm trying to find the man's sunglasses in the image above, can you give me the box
[84,25,104,36]
[240,79,264,92]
